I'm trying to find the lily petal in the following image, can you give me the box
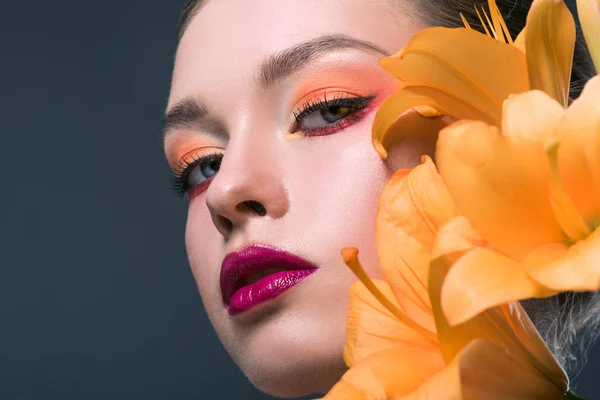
[441,246,554,326]
[372,87,496,159]
[501,90,565,142]
[323,347,446,399]
[525,226,600,291]
[432,211,555,327]
[344,279,436,368]
[430,218,567,389]
[331,339,558,400]
[334,338,566,400]
[428,220,526,363]
[458,339,565,399]
[405,357,462,400]
[373,26,529,158]
[553,76,600,222]
[436,118,564,260]
[379,27,528,115]
[576,0,600,71]
[514,27,527,53]
[525,0,576,106]
[376,158,458,331]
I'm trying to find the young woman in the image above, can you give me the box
[162,0,597,397]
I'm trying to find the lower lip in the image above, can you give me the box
[227,269,317,315]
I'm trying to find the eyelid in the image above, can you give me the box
[290,90,366,122]
[292,89,362,112]
[173,146,224,176]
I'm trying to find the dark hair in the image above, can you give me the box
[178,0,204,42]
[176,0,599,378]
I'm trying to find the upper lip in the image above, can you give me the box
[220,244,319,305]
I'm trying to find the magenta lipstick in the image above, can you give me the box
[220,244,318,315]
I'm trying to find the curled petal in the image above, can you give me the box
[344,280,436,368]
[432,216,554,326]
[436,119,564,260]
[525,0,576,106]
[373,25,529,158]
[441,246,555,326]
[430,218,567,389]
[373,87,496,159]
[525,227,600,291]
[380,27,528,116]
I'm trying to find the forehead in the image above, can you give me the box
[169,0,421,107]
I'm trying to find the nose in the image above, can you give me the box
[205,138,289,239]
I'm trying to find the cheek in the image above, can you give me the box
[284,129,392,277]
[184,202,222,304]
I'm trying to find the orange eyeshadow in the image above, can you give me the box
[166,135,222,173]
[289,64,396,112]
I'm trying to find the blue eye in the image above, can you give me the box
[171,152,223,197]
[188,156,221,186]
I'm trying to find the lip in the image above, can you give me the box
[220,244,318,315]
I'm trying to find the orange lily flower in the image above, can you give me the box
[435,76,600,326]
[322,158,569,399]
[371,0,600,326]
[372,0,575,159]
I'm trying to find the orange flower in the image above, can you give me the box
[322,159,568,399]
[435,76,600,326]
[371,0,600,326]
[323,0,599,397]
[372,0,576,159]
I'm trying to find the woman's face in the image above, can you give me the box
[164,0,437,396]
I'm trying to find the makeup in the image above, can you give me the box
[291,93,377,137]
[220,244,319,315]
[285,61,397,137]
[170,150,223,197]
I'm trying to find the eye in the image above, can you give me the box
[300,104,353,129]
[171,152,223,197]
[187,156,221,186]
[292,94,375,137]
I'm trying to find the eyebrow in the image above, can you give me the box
[162,34,389,142]
[161,96,210,142]
[257,33,389,88]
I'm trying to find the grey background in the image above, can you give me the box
[0,1,597,399]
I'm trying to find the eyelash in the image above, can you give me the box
[170,94,376,197]
[291,94,376,137]
[170,151,223,197]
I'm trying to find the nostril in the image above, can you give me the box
[238,200,267,216]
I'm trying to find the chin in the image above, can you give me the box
[228,308,349,398]
[242,346,347,398]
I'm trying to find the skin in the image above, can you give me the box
[164,0,444,396]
